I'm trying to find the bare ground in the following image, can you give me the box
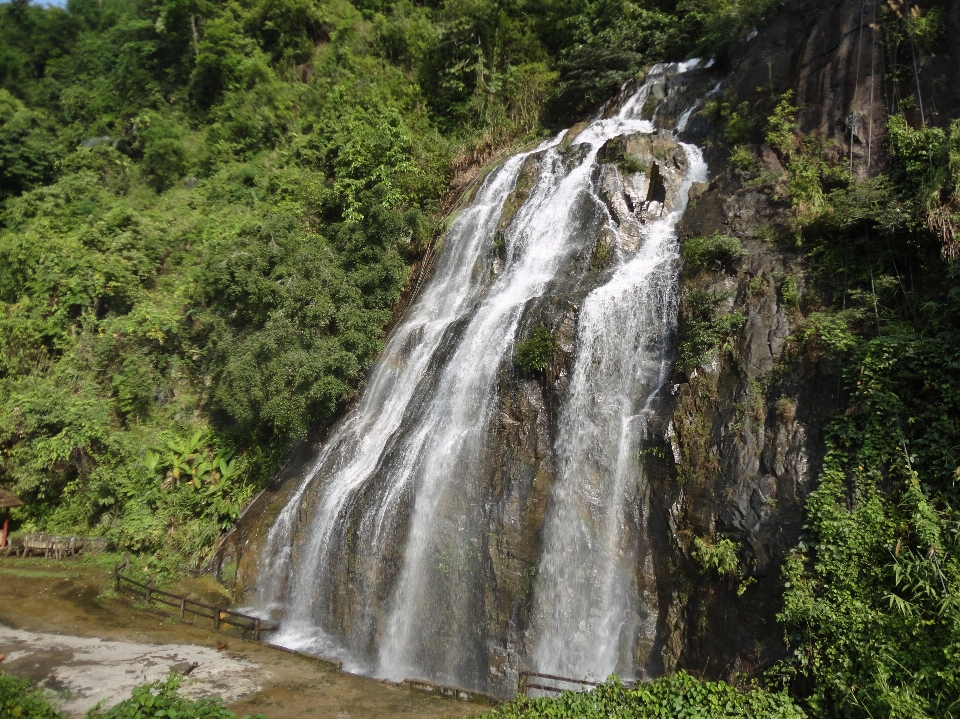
[0,557,489,719]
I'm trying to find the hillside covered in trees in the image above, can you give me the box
[0,0,762,569]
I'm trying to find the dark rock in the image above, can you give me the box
[170,661,198,676]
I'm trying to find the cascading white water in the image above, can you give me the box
[528,130,707,686]
[251,59,712,693]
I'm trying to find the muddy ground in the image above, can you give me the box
[0,557,490,719]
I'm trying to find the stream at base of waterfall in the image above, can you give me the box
[248,59,714,697]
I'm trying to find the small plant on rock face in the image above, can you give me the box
[683,231,747,273]
[693,536,755,596]
[616,155,644,174]
[515,326,557,373]
[731,144,759,172]
[693,536,740,576]
[780,274,801,309]
[678,289,746,367]
[775,397,797,425]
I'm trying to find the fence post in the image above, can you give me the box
[144,580,152,604]
[114,566,121,592]
[213,607,221,630]
[254,617,260,641]
[518,672,527,696]
[179,598,185,621]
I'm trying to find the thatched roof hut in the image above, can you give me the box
[1,487,22,549]
[0,487,23,509]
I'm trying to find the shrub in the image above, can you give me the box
[0,673,64,719]
[0,672,269,719]
[142,137,187,193]
[88,675,265,719]
[693,536,740,576]
[683,232,747,273]
[792,310,859,355]
[495,673,806,719]
[694,536,755,596]
[678,289,745,367]
[731,145,759,172]
[515,326,557,373]
[780,274,800,309]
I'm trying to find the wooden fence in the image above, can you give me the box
[113,563,606,702]
[518,671,635,695]
[4,534,108,558]
[114,569,267,640]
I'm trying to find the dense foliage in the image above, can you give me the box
[678,288,745,368]
[682,231,747,272]
[495,674,805,719]
[774,111,960,719]
[0,673,63,719]
[698,9,960,714]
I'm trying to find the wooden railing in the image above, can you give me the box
[114,569,267,640]
[518,671,635,695]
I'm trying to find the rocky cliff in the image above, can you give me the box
[653,0,960,679]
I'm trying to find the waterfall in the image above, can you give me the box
[250,59,713,694]
[528,123,708,686]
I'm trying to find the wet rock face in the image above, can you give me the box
[651,164,842,679]
[596,131,688,249]
[475,123,699,695]
[715,0,959,177]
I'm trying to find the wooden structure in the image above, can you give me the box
[518,671,636,695]
[114,567,270,640]
[7,533,105,558]
[0,487,23,550]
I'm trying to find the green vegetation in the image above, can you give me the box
[498,674,805,719]
[683,231,747,272]
[732,17,960,715]
[670,5,960,714]
[88,675,264,719]
[597,139,645,174]
[693,536,754,597]
[0,673,63,719]
[0,671,264,719]
[514,325,557,373]
[5,0,960,715]
[678,289,745,367]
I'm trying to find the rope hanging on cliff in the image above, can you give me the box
[867,0,878,169]
[905,0,927,124]
[850,0,868,175]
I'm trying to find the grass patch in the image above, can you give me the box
[0,568,80,579]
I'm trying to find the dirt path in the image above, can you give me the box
[0,558,490,719]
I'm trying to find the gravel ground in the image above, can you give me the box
[0,626,263,714]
